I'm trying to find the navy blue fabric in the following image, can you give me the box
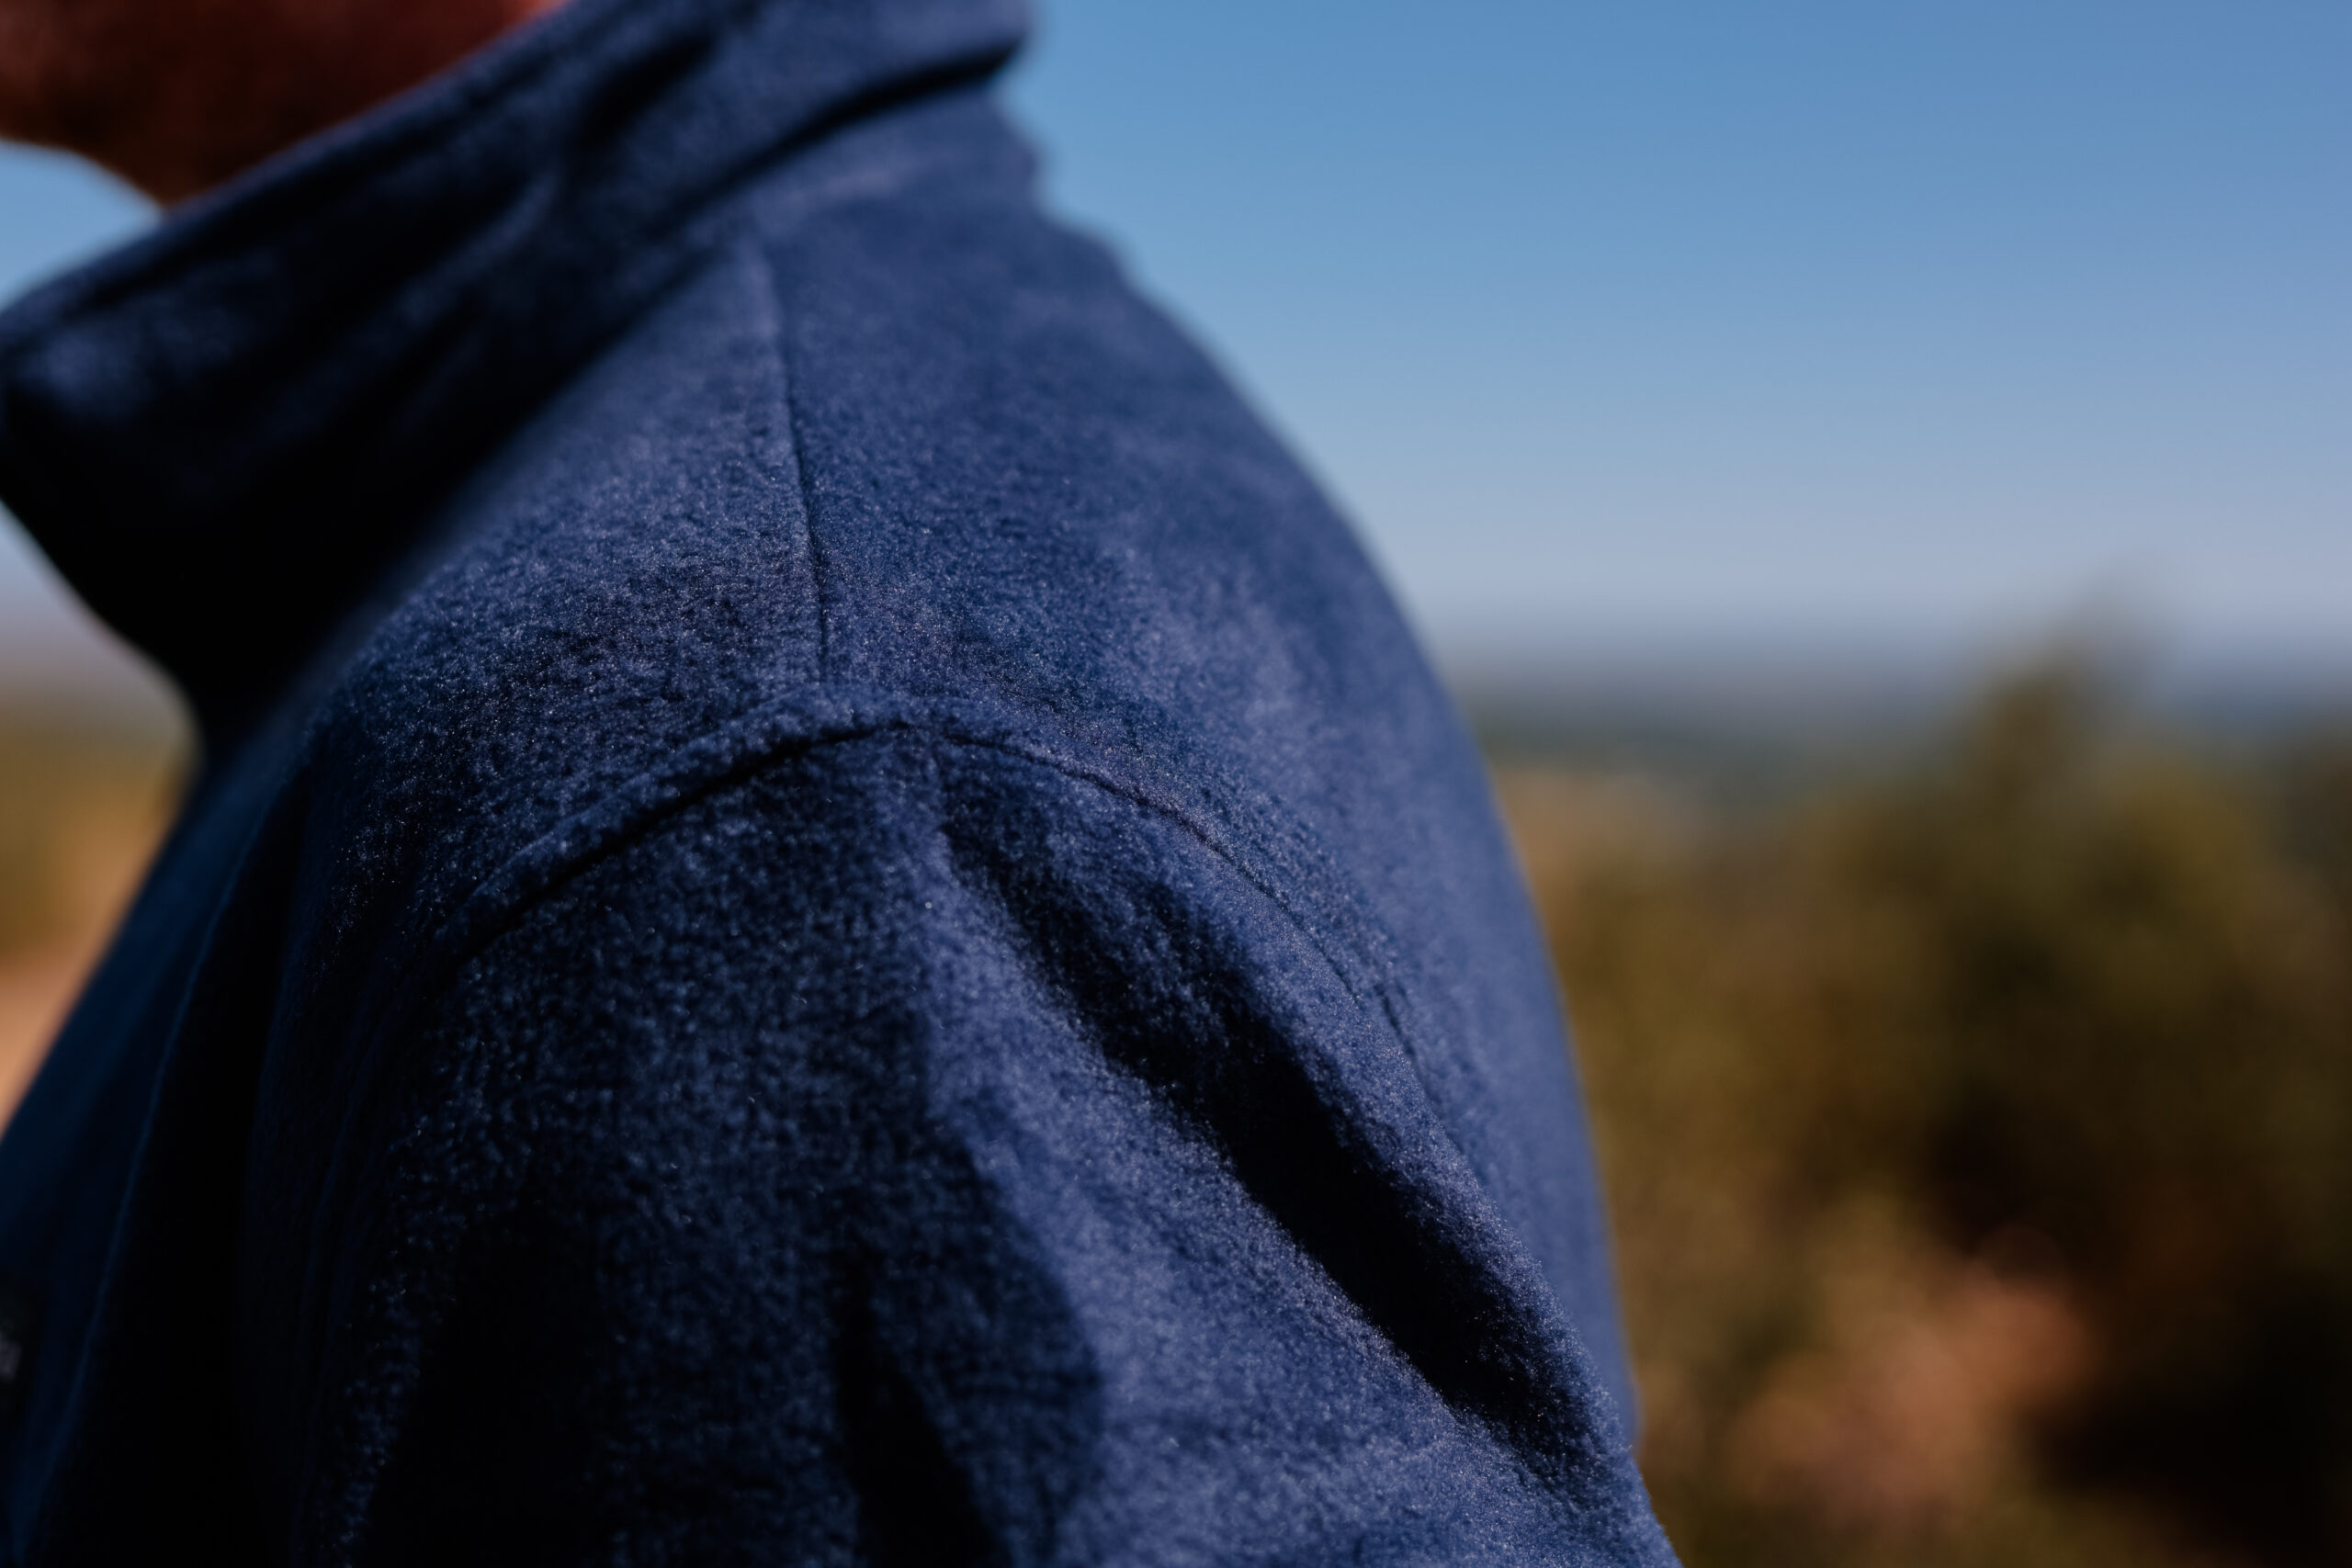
[0,0,1675,1561]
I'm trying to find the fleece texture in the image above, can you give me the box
[0,0,1675,1562]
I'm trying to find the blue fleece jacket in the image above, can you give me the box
[0,0,1674,1562]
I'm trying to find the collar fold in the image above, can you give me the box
[0,0,1024,731]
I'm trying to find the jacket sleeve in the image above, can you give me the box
[257,728,1671,1567]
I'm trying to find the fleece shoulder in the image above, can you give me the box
[246,709,1674,1566]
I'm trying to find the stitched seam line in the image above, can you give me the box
[358,691,1424,1086]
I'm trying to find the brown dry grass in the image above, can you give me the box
[1498,668,2352,1568]
[0,710,183,1125]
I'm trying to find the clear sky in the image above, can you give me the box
[2,0,2346,689]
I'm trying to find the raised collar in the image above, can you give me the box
[0,0,1023,735]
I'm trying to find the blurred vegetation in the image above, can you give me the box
[0,705,183,1121]
[1498,663,2352,1568]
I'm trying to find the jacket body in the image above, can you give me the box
[0,1,1673,1561]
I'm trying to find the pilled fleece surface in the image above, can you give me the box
[0,0,1676,1562]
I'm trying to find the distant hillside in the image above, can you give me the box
[1453,638,2352,805]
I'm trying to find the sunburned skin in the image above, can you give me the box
[0,0,564,203]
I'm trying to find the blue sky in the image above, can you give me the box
[2,0,2346,690]
[0,147,152,694]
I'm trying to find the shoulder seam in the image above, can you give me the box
[353,684,1425,1077]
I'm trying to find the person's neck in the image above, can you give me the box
[5,0,567,204]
